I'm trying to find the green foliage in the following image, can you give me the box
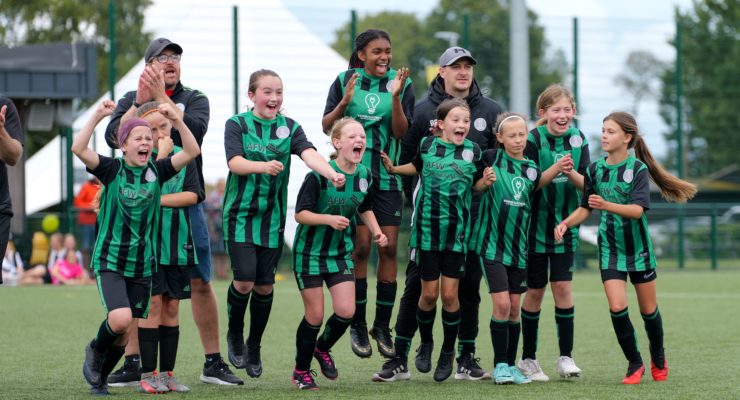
[659,0,740,176]
[0,0,153,100]
[331,0,567,114]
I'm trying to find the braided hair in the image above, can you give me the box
[349,29,391,69]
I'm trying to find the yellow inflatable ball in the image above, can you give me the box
[41,214,60,234]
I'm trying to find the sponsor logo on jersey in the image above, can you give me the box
[512,176,527,200]
[276,126,290,139]
[365,93,381,115]
[474,118,487,132]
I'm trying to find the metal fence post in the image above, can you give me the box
[711,205,718,270]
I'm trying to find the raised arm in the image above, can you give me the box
[72,101,117,170]
[390,68,412,140]
[159,104,200,172]
[0,103,23,166]
[322,73,358,133]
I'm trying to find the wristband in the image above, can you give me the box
[559,221,568,228]
[133,101,142,108]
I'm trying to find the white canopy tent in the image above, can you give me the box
[26,0,347,245]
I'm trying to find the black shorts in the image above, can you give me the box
[228,242,282,285]
[152,264,192,299]
[526,252,575,289]
[418,250,466,281]
[482,259,528,294]
[95,270,152,318]
[600,268,657,284]
[356,189,402,227]
[295,269,355,290]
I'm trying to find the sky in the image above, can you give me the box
[281,0,696,159]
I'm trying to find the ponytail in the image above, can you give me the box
[348,29,391,69]
[634,136,697,203]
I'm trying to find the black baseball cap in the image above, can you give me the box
[144,37,183,62]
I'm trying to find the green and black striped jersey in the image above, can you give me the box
[410,137,481,252]
[154,146,199,266]
[582,156,655,271]
[222,111,314,248]
[323,68,415,192]
[88,155,177,278]
[293,161,372,275]
[526,125,590,253]
[470,149,541,269]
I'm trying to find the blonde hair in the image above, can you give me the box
[604,112,697,203]
[329,117,361,160]
[535,84,576,126]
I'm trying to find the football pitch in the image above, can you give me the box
[1,269,738,399]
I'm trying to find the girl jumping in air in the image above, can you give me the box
[73,100,199,396]
[223,69,344,380]
[322,29,414,359]
[555,111,695,384]
[291,117,388,390]
[375,99,493,382]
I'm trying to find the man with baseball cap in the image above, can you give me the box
[372,47,504,383]
[105,37,243,387]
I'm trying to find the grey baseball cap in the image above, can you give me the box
[438,46,477,66]
[144,37,183,62]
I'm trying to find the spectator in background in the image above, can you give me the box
[61,233,85,275]
[0,95,25,285]
[50,246,91,285]
[2,239,45,286]
[205,178,228,280]
[44,232,65,284]
[74,176,100,270]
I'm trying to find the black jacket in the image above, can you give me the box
[104,81,209,201]
[400,75,504,203]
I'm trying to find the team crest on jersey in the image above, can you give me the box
[276,126,290,139]
[386,81,394,92]
[526,167,538,182]
[365,93,381,114]
[175,103,185,112]
[145,168,156,182]
[623,169,634,183]
[359,178,369,193]
[462,149,474,162]
[512,176,527,200]
[474,118,487,132]
[569,135,583,148]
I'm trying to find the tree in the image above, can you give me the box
[0,0,153,156]
[658,0,740,177]
[614,50,666,116]
[330,0,566,116]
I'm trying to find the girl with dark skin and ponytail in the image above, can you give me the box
[322,29,415,359]
[555,111,696,384]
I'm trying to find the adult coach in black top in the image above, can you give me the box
[0,95,24,285]
[105,38,242,386]
[374,47,503,382]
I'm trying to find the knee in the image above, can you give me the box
[493,300,511,318]
[509,307,521,321]
[191,279,213,296]
[253,284,273,296]
[420,291,438,308]
[107,312,132,333]
[304,309,324,326]
[551,282,573,305]
[148,297,162,316]
[378,242,398,260]
[163,300,179,320]
[353,242,371,260]
[232,280,253,294]
[441,291,458,310]
[526,288,545,303]
[335,304,355,321]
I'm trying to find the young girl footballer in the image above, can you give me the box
[322,29,415,359]
[555,111,696,384]
[375,99,492,382]
[291,117,388,391]
[470,112,561,385]
[223,69,345,379]
[519,84,590,381]
[72,100,199,396]
[133,102,200,393]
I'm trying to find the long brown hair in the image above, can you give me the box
[535,84,576,126]
[433,98,470,137]
[604,111,697,203]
